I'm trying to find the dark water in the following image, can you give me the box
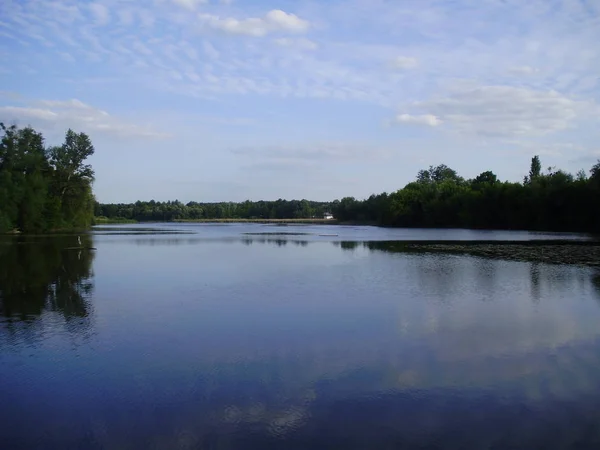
[1,224,600,449]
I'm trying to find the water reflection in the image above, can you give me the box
[530,262,541,303]
[593,272,600,295]
[3,233,600,448]
[0,235,95,322]
[332,241,360,251]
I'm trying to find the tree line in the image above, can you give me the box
[95,199,336,222]
[0,124,96,233]
[332,157,600,232]
[98,156,600,233]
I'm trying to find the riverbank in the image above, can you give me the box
[173,218,340,225]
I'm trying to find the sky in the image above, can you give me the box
[0,0,599,203]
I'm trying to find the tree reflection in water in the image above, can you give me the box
[0,235,95,323]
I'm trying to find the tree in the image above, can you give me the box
[0,124,49,232]
[472,171,498,186]
[576,169,587,182]
[48,129,94,200]
[525,155,542,184]
[48,129,95,228]
[0,124,96,232]
[417,164,462,184]
[590,160,600,187]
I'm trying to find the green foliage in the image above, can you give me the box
[417,164,463,184]
[376,158,600,232]
[525,155,542,184]
[590,160,600,188]
[96,199,336,222]
[472,171,498,187]
[0,124,95,233]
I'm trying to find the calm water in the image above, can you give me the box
[1,224,600,449]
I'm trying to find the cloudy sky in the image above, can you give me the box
[0,0,599,202]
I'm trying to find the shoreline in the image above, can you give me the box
[173,218,340,224]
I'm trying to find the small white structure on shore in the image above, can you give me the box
[323,212,334,220]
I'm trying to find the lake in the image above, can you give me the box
[1,224,600,449]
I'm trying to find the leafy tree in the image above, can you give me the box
[525,155,542,184]
[417,164,462,184]
[0,124,96,232]
[472,171,498,186]
[0,124,48,232]
[590,160,600,187]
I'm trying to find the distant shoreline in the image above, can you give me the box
[173,218,340,224]
[92,217,344,225]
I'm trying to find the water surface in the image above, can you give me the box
[1,224,600,449]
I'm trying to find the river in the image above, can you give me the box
[1,224,600,449]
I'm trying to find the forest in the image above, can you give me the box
[0,124,96,233]
[97,156,600,233]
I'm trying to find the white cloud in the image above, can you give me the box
[0,106,58,120]
[132,40,153,56]
[198,10,310,37]
[2,0,599,144]
[232,142,391,163]
[172,0,208,11]
[117,9,135,26]
[400,85,594,137]
[509,65,539,75]
[203,41,220,59]
[394,114,441,127]
[39,99,93,109]
[507,140,585,157]
[0,98,169,139]
[273,38,318,51]
[88,3,110,26]
[391,56,418,70]
[58,51,76,63]
[137,9,155,28]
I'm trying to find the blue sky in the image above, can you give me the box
[0,0,599,202]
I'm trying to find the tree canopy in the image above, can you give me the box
[0,124,96,233]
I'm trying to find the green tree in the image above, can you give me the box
[417,164,462,184]
[472,171,498,186]
[590,160,600,187]
[525,155,542,184]
[0,124,96,233]
[0,124,49,232]
[48,129,95,228]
